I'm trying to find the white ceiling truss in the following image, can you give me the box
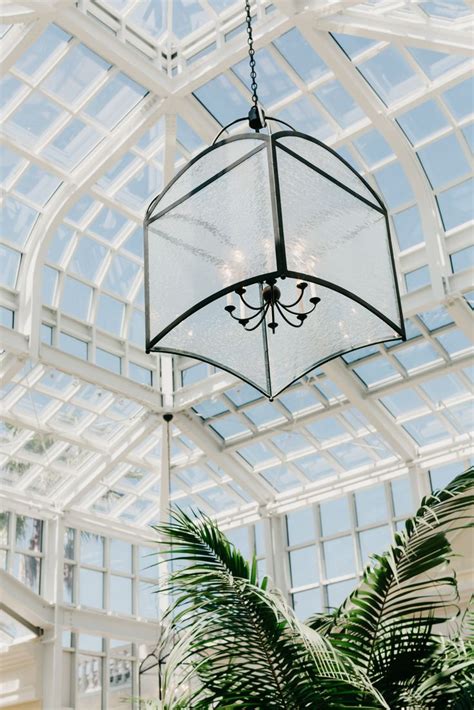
[0,0,473,537]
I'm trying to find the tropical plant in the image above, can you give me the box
[154,514,388,709]
[309,467,474,709]
[151,468,473,709]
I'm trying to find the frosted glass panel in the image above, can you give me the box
[154,138,265,213]
[265,280,398,397]
[148,148,276,341]
[159,290,269,393]
[276,148,400,328]
[276,135,379,207]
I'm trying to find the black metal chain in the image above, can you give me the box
[245,0,259,107]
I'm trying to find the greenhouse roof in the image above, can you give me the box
[0,0,473,538]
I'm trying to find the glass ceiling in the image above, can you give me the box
[0,0,473,534]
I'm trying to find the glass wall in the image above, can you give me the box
[285,477,414,619]
[0,511,43,593]
[64,527,160,620]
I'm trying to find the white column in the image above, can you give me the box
[41,515,64,709]
[269,514,290,602]
[159,414,173,525]
[159,413,174,621]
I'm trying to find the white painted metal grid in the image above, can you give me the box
[0,7,472,681]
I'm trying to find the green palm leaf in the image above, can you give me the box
[153,509,388,709]
[315,468,474,706]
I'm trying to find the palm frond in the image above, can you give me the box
[319,468,474,705]
[153,508,388,709]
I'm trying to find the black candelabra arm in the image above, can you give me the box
[224,279,321,333]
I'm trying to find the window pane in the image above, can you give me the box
[16,516,42,552]
[289,546,318,587]
[323,536,355,579]
[391,477,413,517]
[286,507,315,546]
[429,462,465,491]
[64,527,75,559]
[358,46,422,105]
[326,578,356,610]
[13,553,41,593]
[320,497,350,536]
[437,178,473,231]
[59,332,88,360]
[79,569,103,608]
[315,79,364,128]
[273,28,328,83]
[63,563,74,604]
[110,539,132,573]
[194,74,249,125]
[232,48,297,105]
[0,244,21,288]
[0,512,9,545]
[61,277,92,321]
[139,581,159,618]
[110,575,132,615]
[128,362,152,385]
[451,245,474,274]
[355,485,387,526]
[397,99,448,145]
[83,73,146,128]
[80,532,104,566]
[96,295,125,335]
[405,265,430,292]
[108,658,133,708]
[418,134,470,190]
[353,128,393,167]
[78,634,103,652]
[359,525,391,565]
[292,587,322,620]
[96,348,121,374]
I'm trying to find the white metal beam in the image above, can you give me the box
[316,12,474,54]
[175,411,275,504]
[0,568,160,644]
[17,95,168,359]
[446,298,474,343]
[0,569,54,629]
[0,18,49,70]
[176,350,472,465]
[297,25,451,305]
[323,359,417,462]
[159,416,172,524]
[58,606,160,644]
[0,326,165,412]
[57,5,173,97]
[63,412,162,508]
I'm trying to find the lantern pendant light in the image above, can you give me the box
[144,1,405,399]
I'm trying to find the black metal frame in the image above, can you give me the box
[144,130,406,398]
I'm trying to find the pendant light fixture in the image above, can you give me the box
[144,1,405,399]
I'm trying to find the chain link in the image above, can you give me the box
[245,0,259,106]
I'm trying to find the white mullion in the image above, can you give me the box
[387,61,474,121]
[7,511,15,575]
[94,155,144,200]
[311,501,325,609]
[0,19,50,73]
[413,315,453,362]
[437,401,471,438]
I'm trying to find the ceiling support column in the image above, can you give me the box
[41,515,64,710]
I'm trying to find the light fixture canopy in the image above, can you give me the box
[144,129,405,399]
